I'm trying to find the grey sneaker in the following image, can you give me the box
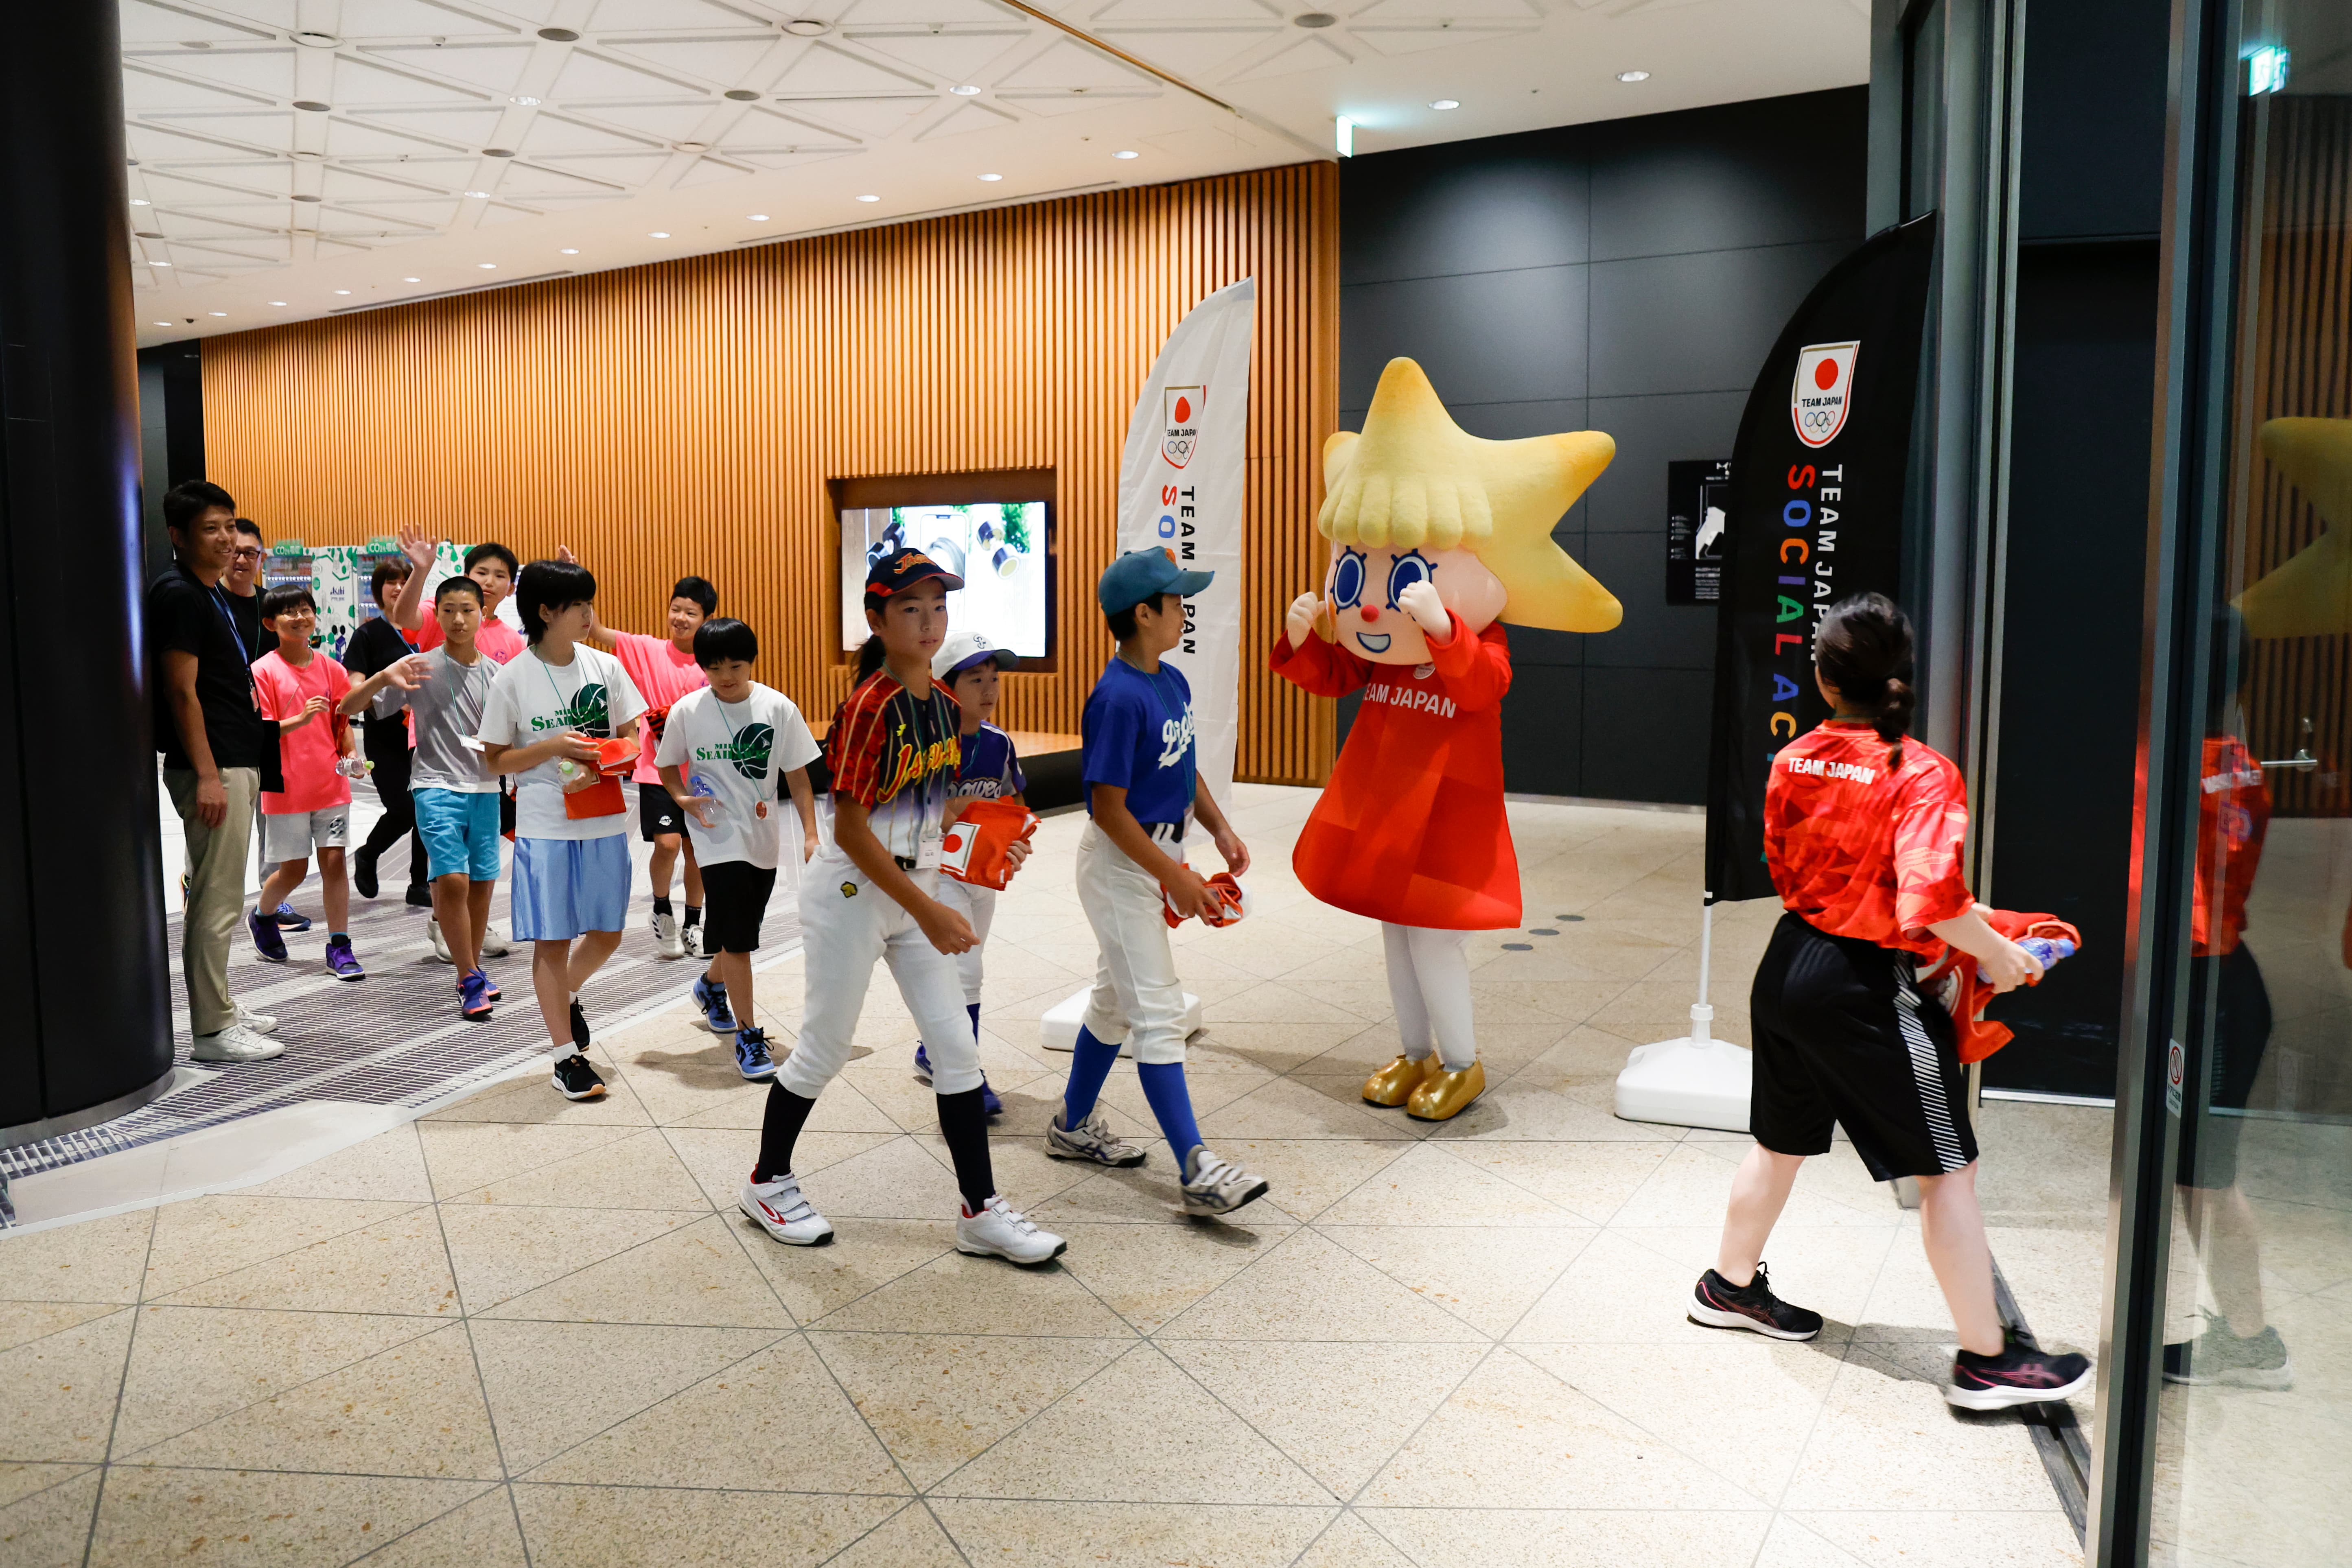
[2164,1316,2293,1389]
[192,1023,284,1064]
[479,923,512,958]
[1180,1146,1269,1217]
[1045,1109,1146,1167]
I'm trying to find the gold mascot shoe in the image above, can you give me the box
[1362,1054,1437,1108]
[1406,1060,1486,1121]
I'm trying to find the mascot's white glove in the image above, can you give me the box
[1398,580,1451,641]
[1285,590,1321,650]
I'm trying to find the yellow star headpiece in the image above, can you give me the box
[1319,358,1622,633]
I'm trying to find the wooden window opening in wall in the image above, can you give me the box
[829,469,1059,675]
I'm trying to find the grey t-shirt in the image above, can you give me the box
[374,645,498,793]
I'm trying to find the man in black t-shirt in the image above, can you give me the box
[224,518,269,663]
[343,560,431,905]
[149,481,284,1063]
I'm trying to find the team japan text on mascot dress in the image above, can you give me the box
[1271,358,1621,1120]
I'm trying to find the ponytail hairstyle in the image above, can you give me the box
[854,634,889,682]
[1814,592,1916,770]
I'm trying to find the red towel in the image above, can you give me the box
[1918,910,2083,1063]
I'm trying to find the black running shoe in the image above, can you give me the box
[551,1051,606,1101]
[2163,1316,2292,1389]
[1947,1328,2093,1410]
[569,998,591,1050]
[353,847,380,900]
[1688,1264,1823,1341]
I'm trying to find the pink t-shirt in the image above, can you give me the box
[253,650,354,814]
[420,615,525,665]
[607,630,708,783]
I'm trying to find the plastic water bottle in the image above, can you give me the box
[336,756,369,780]
[1982,936,2074,982]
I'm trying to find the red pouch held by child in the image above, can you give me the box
[941,799,1038,890]
[561,736,639,821]
[1162,871,1248,929]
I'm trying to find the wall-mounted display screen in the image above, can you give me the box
[839,501,1050,658]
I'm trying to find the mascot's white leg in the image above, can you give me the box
[1364,923,1487,1120]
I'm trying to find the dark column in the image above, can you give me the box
[0,3,175,1142]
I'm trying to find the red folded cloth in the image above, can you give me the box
[1163,871,1249,929]
[1918,910,2084,1063]
[941,799,1038,890]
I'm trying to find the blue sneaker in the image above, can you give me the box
[914,1043,933,1081]
[248,905,289,962]
[459,968,495,1021]
[692,972,736,1033]
[913,1043,1002,1115]
[272,902,312,932]
[735,1027,777,1080]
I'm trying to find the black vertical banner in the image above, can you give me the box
[1703,213,1938,903]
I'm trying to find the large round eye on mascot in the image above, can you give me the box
[1271,357,1620,1120]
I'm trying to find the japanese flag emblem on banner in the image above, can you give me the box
[1791,340,1860,448]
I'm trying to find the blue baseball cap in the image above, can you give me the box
[1097,546,1213,615]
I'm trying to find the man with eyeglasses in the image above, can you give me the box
[224,518,269,663]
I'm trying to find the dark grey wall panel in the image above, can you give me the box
[1587,90,1870,261]
[1340,136,1589,286]
[1582,669,1715,806]
[2018,0,2167,242]
[1340,265,1588,410]
[1583,390,1748,534]
[1588,241,1851,398]
[1341,85,1866,803]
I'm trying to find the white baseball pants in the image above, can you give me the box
[1075,820,1190,1066]
[782,852,983,1098]
[934,875,997,1006]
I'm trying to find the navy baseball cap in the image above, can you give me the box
[1098,546,1213,615]
[864,546,963,610]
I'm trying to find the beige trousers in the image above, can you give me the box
[164,766,259,1037]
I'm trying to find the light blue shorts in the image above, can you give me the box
[413,788,503,883]
[510,834,632,941]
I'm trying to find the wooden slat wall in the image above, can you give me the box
[203,162,1341,785]
[2240,97,2352,816]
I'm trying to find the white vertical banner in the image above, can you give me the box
[1116,277,1254,810]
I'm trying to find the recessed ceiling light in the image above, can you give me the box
[333,289,350,295]
[649,230,670,238]
[746,213,769,221]
[478,262,496,268]
[1113,149,1138,159]
[559,248,578,255]
[537,26,578,41]
[950,84,980,96]
[292,100,330,112]
[270,300,286,305]
[403,276,421,282]
[724,89,759,101]
[130,197,150,205]
[152,261,171,267]
[464,190,489,198]
[675,141,707,153]
[1429,98,1459,110]
[293,30,336,47]
[856,194,879,202]
[155,321,171,326]
[1616,70,1650,82]
[978,172,1002,182]
[510,95,539,106]
[782,18,826,36]
[1335,116,1354,157]
[208,311,227,316]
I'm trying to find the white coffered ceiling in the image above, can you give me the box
[127,0,1868,346]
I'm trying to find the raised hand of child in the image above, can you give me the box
[384,654,432,691]
[1398,580,1452,641]
[1285,591,1322,650]
[396,524,442,573]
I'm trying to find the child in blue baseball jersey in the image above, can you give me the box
[1044,549,1270,1216]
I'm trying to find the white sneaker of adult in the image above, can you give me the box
[955,1195,1066,1266]
[1180,1146,1271,1217]
[479,923,512,958]
[233,1000,279,1035]
[427,917,453,964]
[739,1174,834,1246]
[653,910,684,960]
[192,1023,284,1064]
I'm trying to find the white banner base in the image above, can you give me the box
[1038,988,1204,1056]
[1613,1005,1753,1133]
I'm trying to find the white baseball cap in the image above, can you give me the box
[932,629,1021,682]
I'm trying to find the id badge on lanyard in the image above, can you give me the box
[912,834,945,871]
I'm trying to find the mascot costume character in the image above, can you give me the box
[1271,357,1621,1120]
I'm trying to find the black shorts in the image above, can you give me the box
[1750,912,1978,1181]
[699,860,777,953]
[639,783,692,844]
[2175,944,2272,1191]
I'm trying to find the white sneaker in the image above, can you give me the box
[955,1195,1066,1266]
[652,910,684,960]
[682,921,705,960]
[479,923,511,958]
[427,916,453,964]
[739,1174,834,1246]
[192,1023,284,1064]
[1181,1147,1270,1217]
[1045,1109,1146,1168]
[233,1000,278,1035]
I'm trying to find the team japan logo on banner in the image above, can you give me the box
[1163,386,1203,468]
[1791,340,1860,448]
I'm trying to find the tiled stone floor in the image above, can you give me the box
[0,787,2087,1567]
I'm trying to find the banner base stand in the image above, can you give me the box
[1615,1005,1754,1133]
[1039,989,1204,1056]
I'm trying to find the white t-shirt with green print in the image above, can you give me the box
[654,683,821,870]
[476,643,647,840]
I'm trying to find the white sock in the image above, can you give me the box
[551,1042,580,1062]
[569,989,581,1005]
